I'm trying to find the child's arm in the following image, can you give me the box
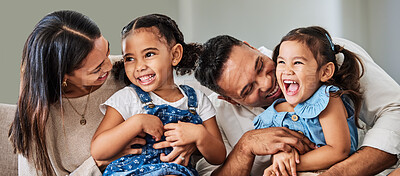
[164,116,226,165]
[296,96,351,171]
[265,149,300,176]
[91,106,164,161]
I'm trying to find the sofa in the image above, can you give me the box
[0,103,18,175]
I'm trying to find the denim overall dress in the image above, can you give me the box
[103,84,202,176]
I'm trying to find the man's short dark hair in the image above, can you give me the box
[194,35,242,94]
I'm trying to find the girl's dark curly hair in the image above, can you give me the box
[113,14,202,85]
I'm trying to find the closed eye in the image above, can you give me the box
[92,68,101,74]
[257,59,264,74]
[294,61,304,65]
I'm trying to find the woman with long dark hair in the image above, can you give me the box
[8,10,128,175]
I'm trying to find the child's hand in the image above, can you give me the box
[268,149,299,176]
[164,121,205,146]
[135,114,164,141]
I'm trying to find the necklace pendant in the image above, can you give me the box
[80,116,86,125]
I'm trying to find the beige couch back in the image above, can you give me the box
[0,103,18,175]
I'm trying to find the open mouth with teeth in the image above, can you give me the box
[137,74,156,85]
[283,80,300,96]
[266,83,280,98]
[97,72,109,81]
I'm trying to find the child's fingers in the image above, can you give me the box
[278,161,289,176]
[263,167,275,176]
[170,141,182,147]
[273,164,280,176]
[164,123,178,130]
[164,130,175,137]
[294,150,300,164]
[165,135,178,142]
[145,129,163,141]
[289,157,297,176]
[153,141,171,149]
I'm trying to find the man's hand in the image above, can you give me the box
[242,127,315,156]
[212,127,315,176]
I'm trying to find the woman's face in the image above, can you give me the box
[64,36,112,89]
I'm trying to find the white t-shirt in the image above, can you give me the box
[100,85,216,122]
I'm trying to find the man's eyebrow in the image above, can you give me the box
[254,56,261,70]
[106,41,110,56]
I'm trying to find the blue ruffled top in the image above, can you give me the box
[253,85,358,154]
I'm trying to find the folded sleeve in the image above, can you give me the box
[69,156,102,176]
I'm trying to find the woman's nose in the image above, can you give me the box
[103,58,112,72]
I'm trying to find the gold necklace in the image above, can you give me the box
[63,86,93,125]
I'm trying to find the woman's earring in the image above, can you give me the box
[62,79,67,87]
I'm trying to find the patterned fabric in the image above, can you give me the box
[103,84,201,176]
[253,85,358,154]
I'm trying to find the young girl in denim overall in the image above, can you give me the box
[91,14,226,176]
[253,26,364,176]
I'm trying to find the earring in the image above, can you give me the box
[62,79,67,87]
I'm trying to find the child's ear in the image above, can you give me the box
[171,43,183,66]
[320,62,335,82]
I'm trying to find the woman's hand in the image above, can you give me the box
[153,140,197,166]
[164,121,205,146]
[241,127,316,156]
[94,136,146,171]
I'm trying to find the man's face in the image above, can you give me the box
[217,44,282,107]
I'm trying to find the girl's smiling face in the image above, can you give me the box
[276,41,324,107]
[122,27,179,94]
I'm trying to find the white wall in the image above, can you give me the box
[1,0,399,104]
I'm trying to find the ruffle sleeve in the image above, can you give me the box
[253,99,284,129]
[294,85,340,118]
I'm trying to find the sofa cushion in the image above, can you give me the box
[0,103,18,175]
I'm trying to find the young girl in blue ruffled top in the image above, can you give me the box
[91,14,225,176]
[253,26,364,176]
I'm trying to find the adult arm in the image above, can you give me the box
[70,136,146,175]
[212,127,315,176]
[325,38,400,174]
[321,146,397,175]
[389,167,400,176]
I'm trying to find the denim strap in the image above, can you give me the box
[130,84,153,105]
[179,85,198,114]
